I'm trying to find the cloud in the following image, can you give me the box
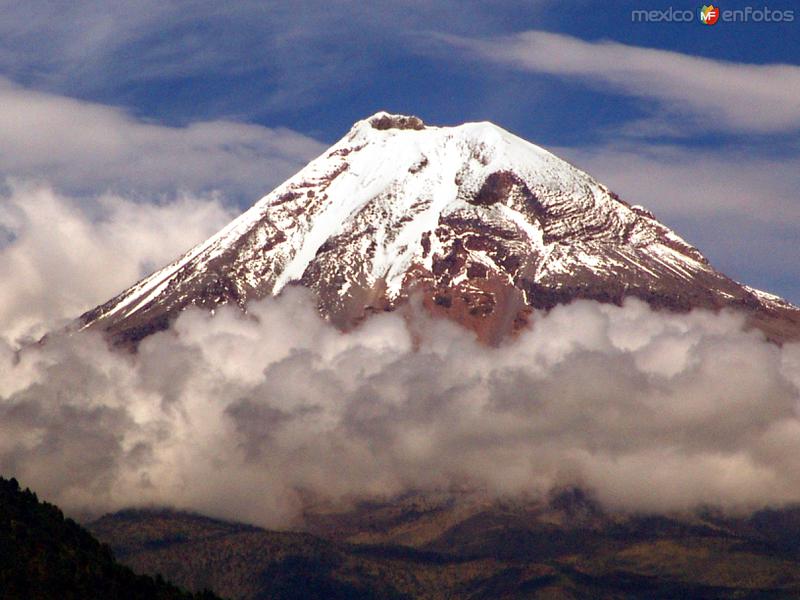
[435,30,800,134]
[0,1,550,116]
[2,272,800,527]
[0,183,235,343]
[0,77,326,200]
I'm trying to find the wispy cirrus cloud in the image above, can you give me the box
[0,77,325,201]
[435,30,800,134]
[0,1,550,117]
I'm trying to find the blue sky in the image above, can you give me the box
[0,0,798,303]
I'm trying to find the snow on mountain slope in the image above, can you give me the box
[79,112,800,345]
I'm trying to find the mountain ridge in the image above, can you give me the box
[78,112,800,346]
[88,495,800,600]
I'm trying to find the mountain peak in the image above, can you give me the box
[78,116,800,346]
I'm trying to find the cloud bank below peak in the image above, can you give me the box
[2,288,800,528]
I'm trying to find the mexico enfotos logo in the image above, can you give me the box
[699,5,720,24]
[632,5,795,23]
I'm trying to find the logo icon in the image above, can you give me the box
[700,5,720,25]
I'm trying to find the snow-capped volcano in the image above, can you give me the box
[80,112,800,345]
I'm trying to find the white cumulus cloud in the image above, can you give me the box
[0,183,235,343]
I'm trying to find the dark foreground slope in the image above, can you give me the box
[89,494,800,600]
[0,477,220,600]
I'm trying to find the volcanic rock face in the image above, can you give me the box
[79,112,800,345]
